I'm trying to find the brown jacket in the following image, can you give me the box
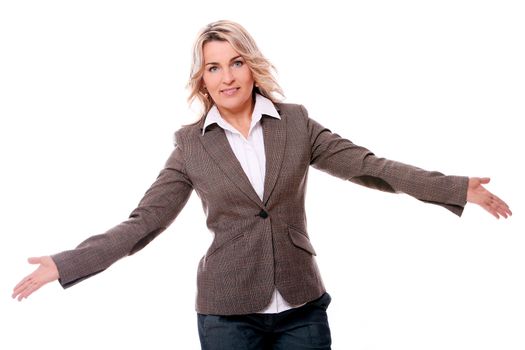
[51,102,468,315]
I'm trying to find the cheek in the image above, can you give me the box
[202,74,218,90]
[240,69,255,86]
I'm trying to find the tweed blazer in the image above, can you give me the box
[51,102,469,315]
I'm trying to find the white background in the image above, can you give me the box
[1,1,523,349]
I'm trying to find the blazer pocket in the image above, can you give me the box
[288,225,317,256]
[205,233,245,260]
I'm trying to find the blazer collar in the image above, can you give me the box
[201,94,280,135]
[198,102,287,208]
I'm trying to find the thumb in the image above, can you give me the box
[479,177,491,184]
[28,257,41,264]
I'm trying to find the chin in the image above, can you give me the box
[218,95,251,110]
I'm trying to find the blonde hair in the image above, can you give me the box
[187,20,284,121]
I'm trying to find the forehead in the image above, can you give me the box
[203,40,241,63]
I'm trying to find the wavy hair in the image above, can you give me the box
[187,20,284,122]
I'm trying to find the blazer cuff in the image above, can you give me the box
[51,252,105,289]
[420,175,469,217]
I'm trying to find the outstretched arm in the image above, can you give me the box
[303,106,468,216]
[12,131,193,300]
[467,177,512,219]
[301,105,512,218]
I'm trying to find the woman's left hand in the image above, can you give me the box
[467,177,512,219]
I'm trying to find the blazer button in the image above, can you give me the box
[258,209,269,219]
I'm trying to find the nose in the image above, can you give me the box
[222,67,235,84]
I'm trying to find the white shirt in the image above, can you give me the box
[202,94,297,314]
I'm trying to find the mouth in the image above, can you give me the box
[220,87,240,96]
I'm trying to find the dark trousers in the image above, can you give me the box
[197,292,332,350]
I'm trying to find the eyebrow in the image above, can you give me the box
[204,55,243,66]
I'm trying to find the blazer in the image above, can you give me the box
[51,102,469,315]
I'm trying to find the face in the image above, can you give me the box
[202,40,255,116]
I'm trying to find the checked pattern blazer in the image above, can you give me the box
[51,102,468,315]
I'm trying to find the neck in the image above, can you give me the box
[218,95,255,125]
[218,95,256,139]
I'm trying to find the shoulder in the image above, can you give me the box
[173,122,202,147]
[274,102,308,117]
[274,102,311,129]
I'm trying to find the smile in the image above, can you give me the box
[220,87,240,96]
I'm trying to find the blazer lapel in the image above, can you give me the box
[261,111,287,205]
[198,106,288,208]
[199,124,263,207]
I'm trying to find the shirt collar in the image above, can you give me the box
[202,93,280,135]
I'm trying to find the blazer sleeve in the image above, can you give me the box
[302,105,468,216]
[51,132,194,288]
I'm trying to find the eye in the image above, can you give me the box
[232,60,244,68]
[208,66,219,73]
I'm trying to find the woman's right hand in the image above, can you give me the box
[12,256,59,301]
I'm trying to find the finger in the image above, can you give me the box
[28,257,41,265]
[16,284,30,301]
[496,207,508,219]
[14,282,32,301]
[486,199,505,219]
[28,281,43,296]
[13,258,41,291]
[13,257,43,297]
[479,177,491,184]
[495,203,512,219]
[493,195,511,212]
[18,287,32,301]
[13,275,32,292]
[17,280,40,301]
[484,192,508,210]
[490,200,513,219]
[489,194,512,218]
[482,203,500,219]
[12,277,33,298]
[487,191,508,207]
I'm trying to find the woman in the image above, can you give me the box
[12,20,511,350]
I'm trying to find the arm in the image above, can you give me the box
[12,134,193,300]
[303,105,510,217]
